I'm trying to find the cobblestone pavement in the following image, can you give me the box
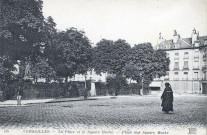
[0,95,206,132]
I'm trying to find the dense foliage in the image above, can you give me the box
[0,0,169,99]
[92,39,131,75]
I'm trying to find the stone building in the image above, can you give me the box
[152,29,207,94]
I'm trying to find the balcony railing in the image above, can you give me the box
[193,78,199,80]
[182,78,189,80]
[173,67,180,70]
[173,78,179,80]
[194,55,199,58]
[174,57,179,60]
[183,67,189,70]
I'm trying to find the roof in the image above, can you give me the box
[182,38,192,45]
[156,36,207,50]
[177,38,192,48]
[199,36,207,45]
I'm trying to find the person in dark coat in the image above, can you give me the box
[161,83,173,113]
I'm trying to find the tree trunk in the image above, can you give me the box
[45,77,50,83]
[65,76,68,83]
[84,74,87,100]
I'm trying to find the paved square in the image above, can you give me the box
[0,95,206,134]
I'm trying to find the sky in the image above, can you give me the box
[42,0,207,46]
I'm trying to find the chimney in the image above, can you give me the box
[173,30,178,44]
[192,28,198,45]
[157,32,164,44]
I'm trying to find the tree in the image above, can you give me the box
[0,0,44,61]
[0,56,17,100]
[92,39,131,75]
[30,57,56,83]
[123,43,170,92]
[27,16,58,83]
[106,75,128,96]
[50,28,92,83]
[0,56,16,83]
[92,39,131,96]
[0,0,59,99]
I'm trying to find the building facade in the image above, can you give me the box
[68,69,107,82]
[153,29,207,94]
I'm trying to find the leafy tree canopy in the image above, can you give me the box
[123,43,170,86]
[0,0,44,61]
[50,28,92,82]
[0,56,16,84]
[30,57,56,83]
[92,39,131,75]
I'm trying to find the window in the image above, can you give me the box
[203,72,207,80]
[174,72,179,75]
[183,61,189,69]
[194,57,199,62]
[193,72,199,80]
[183,72,188,80]
[173,72,179,80]
[194,51,199,58]
[174,53,179,60]
[174,62,179,69]
[193,61,199,69]
[184,72,188,75]
[184,52,189,59]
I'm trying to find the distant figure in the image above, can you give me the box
[115,89,118,96]
[161,83,173,113]
[17,92,22,105]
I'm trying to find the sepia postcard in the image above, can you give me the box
[0,0,207,135]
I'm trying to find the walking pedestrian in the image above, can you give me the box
[161,83,173,114]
